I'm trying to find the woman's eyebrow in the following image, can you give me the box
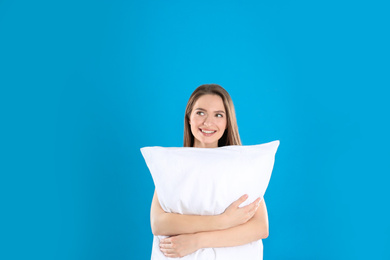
[194,108,225,113]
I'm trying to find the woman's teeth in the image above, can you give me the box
[201,129,216,134]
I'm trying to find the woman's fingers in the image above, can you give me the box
[160,247,175,253]
[231,195,261,211]
[250,197,261,212]
[160,242,171,248]
[232,194,248,207]
[160,247,178,258]
[252,197,261,209]
[240,196,261,208]
[160,238,173,249]
[160,240,177,256]
[242,197,261,217]
[163,253,177,258]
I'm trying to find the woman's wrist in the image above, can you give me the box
[219,212,237,230]
[215,213,226,230]
[194,232,205,250]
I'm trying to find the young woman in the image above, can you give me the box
[150,84,269,258]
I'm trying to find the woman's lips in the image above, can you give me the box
[199,128,216,136]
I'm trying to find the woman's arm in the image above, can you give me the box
[151,191,261,236]
[159,199,268,258]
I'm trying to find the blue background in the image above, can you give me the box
[1,0,389,259]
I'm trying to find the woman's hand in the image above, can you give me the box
[221,194,261,229]
[159,233,200,258]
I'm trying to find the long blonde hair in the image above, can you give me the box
[184,84,242,147]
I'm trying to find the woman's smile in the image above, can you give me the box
[200,128,217,135]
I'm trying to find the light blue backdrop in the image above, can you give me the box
[1,0,389,259]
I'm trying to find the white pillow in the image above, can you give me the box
[141,140,279,260]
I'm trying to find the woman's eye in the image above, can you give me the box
[197,111,205,116]
[216,114,223,118]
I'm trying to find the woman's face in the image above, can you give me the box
[189,94,227,148]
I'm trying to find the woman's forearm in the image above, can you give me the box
[151,191,261,236]
[152,211,225,236]
[151,191,225,236]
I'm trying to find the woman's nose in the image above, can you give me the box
[203,116,213,126]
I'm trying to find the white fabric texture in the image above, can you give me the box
[140,140,279,260]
